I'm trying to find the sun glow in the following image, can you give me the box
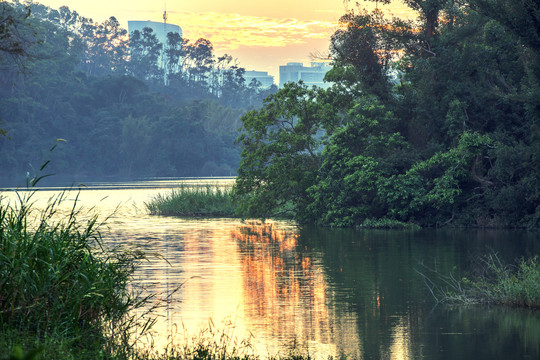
[29,0,418,79]
[167,12,338,50]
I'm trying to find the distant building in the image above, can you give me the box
[279,62,332,88]
[128,20,182,49]
[128,20,182,83]
[244,70,275,88]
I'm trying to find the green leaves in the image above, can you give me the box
[233,2,540,228]
[129,27,163,81]
[305,98,406,226]
[331,8,415,101]
[234,83,343,221]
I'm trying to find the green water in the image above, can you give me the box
[2,180,539,359]
[296,228,539,359]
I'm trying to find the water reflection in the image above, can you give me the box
[120,220,362,358]
[420,306,540,359]
[1,182,538,359]
[231,223,361,358]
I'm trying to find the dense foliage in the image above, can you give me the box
[0,1,276,183]
[234,0,540,228]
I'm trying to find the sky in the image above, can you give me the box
[32,0,416,79]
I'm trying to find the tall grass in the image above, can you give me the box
[0,188,316,360]
[418,253,540,308]
[0,189,156,359]
[0,147,312,359]
[145,185,237,218]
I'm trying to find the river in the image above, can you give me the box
[1,178,539,359]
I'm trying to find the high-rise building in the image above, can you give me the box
[279,62,332,88]
[244,70,275,89]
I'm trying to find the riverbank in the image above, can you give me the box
[2,184,539,359]
[144,186,421,230]
[0,189,320,360]
[0,190,153,359]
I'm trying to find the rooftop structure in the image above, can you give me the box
[279,62,332,88]
[128,20,182,49]
[244,70,275,89]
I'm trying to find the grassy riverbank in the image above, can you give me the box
[144,186,421,229]
[145,185,237,218]
[422,254,540,308]
[0,188,313,360]
[0,190,155,359]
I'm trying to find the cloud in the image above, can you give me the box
[171,12,338,50]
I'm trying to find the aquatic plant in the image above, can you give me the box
[418,253,540,308]
[145,185,237,218]
[357,218,420,230]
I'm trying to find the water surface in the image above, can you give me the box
[2,179,539,359]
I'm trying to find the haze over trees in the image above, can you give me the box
[0,0,276,182]
[234,0,540,228]
[2,0,538,228]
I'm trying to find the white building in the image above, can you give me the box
[279,62,332,88]
[244,70,275,88]
[127,20,182,49]
[128,19,182,82]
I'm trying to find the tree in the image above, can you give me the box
[0,1,32,59]
[184,38,214,87]
[164,31,183,79]
[82,16,128,76]
[306,98,407,226]
[1,1,30,136]
[470,0,540,52]
[355,0,449,45]
[331,8,415,101]
[469,0,540,171]
[129,27,163,82]
[234,82,345,220]
[235,1,540,228]
[221,65,246,106]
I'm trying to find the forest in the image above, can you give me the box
[233,0,540,228]
[0,0,276,183]
[2,0,539,229]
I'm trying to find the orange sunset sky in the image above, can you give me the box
[33,0,416,79]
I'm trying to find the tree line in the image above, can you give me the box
[234,0,540,228]
[0,0,276,183]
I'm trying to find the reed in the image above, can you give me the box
[418,253,540,308]
[0,189,316,360]
[357,218,420,230]
[145,185,237,218]
[0,189,156,359]
[0,149,311,359]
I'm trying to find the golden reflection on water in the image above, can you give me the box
[0,182,418,359]
[386,318,413,360]
[128,220,364,358]
[232,225,337,348]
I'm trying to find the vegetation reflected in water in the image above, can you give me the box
[2,185,538,359]
[232,223,361,358]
